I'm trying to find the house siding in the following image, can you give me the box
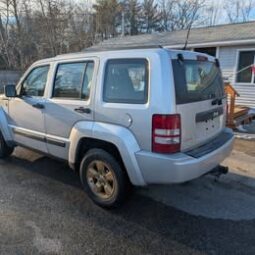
[218,45,255,108]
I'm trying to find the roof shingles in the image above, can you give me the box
[94,21,255,48]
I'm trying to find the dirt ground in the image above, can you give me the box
[234,139,255,157]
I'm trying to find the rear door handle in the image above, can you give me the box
[74,107,91,114]
[32,103,44,109]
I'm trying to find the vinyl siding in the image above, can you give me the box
[218,45,255,108]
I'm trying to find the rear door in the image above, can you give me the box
[171,54,226,151]
[43,59,97,159]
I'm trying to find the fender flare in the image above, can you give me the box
[69,121,146,186]
[0,107,13,146]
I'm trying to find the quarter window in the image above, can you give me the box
[20,65,49,97]
[236,51,255,84]
[103,59,148,104]
[53,61,94,99]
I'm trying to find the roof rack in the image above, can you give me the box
[83,44,164,52]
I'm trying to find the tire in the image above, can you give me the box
[79,149,131,208]
[0,132,14,159]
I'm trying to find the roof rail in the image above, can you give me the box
[83,44,164,52]
[55,45,164,58]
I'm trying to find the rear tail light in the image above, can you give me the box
[152,114,181,153]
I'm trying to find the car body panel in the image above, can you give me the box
[0,48,234,186]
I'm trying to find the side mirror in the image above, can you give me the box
[4,84,16,98]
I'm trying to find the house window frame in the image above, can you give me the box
[235,48,255,85]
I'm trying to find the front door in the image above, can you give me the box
[44,59,96,159]
[8,65,50,153]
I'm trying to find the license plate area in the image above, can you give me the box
[196,107,223,123]
[195,107,223,140]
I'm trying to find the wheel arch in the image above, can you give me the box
[68,121,146,186]
[0,106,14,146]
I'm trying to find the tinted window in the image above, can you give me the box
[237,51,255,83]
[21,65,49,97]
[172,60,224,104]
[53,61,94,99]
[103,59,148,104]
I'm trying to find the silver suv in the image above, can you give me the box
[0,47,234,207]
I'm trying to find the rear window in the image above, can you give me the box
[172,59,224,104]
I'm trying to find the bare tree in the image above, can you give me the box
[141,0,161,33]
[1,0,255,71]
[172,0,206,30]
[67,3,95,51]
[203,1,221,26]
[159,0,175,31]
[0,0,12,68]
[224,0,255,23]
[93,0,121,40]
[124,0,141,35]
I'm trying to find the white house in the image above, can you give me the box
[94,21,255,108]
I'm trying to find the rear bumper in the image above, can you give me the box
[135,129,234,184]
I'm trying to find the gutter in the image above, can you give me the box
[164,39,255,49]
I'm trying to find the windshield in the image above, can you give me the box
[172,59,224,104]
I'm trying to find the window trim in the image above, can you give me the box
[18,64,50,98]
[235,49,255,85]
[103,58,149,104]
[52,60,95,100]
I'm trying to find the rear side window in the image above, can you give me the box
[53,61,94,100]
[172,59,224,104]
[103,59,148,104]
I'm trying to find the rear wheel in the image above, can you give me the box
[0,132,14,158]
[79,149,131,208]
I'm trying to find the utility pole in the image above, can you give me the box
[120,0,125,37]
[121,10,125,36]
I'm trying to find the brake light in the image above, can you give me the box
[152,114,181,153]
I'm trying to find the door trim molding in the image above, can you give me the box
[13,128,45,142]
[11,126,67,148]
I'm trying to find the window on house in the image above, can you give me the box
[194,47,217,57]
[236,51,255,84]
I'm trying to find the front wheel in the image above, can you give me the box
[79,149,131,208]
[0,132,14,158]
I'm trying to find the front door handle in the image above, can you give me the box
[32,103,45,109]
[74,107,91,114]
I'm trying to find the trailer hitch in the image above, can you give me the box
[209,165,229,179]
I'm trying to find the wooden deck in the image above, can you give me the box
[225,83,255,129]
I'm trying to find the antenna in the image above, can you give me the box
[183,8,197,50]
[183,23,192,50]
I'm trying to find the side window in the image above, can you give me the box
[103,59,148,104]
[21,65,49,97]
[53,61,94,99]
